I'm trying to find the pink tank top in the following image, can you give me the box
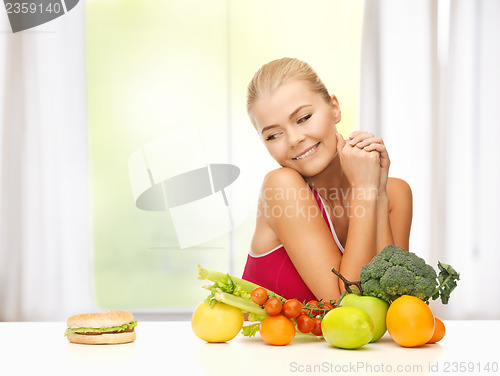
[241,188,345,302]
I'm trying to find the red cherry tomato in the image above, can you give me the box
[295,314,315,333]
[311,318,323,336]
[251,287,268,306]
[282,299,302,319]
[264,297,282,316]
[321,301,334,312]
[303,300,320,317]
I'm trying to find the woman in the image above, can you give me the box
[241,57,412,303]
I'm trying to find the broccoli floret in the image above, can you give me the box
[359,245,459,304]
[388,247,409,266]
[380,265,416,300]
[361,279,392,302]
[421,263,438,280]
[413,274,437,301]
[377,245,399,261]
[401,254,426,275]
[360,257,391,281]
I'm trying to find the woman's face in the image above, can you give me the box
[251,79,341,178]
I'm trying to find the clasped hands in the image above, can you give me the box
[335,131,390,197]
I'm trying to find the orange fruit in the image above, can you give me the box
[386,295,435,347]
[259,315,295,346]
[427,317,446,343]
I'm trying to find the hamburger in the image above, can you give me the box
[65,310,137,344]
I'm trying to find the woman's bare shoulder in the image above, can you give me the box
[258,167,312,207]
[262,167,306,188]
[252,168,308,255]
[387,177,412,202]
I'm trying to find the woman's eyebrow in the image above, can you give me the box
[261,124,278,135]
[289,104,312,119]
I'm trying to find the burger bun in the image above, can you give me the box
[66,310,136,345]
[67,330,136,345]
[67,310,135,329]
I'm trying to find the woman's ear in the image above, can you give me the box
[330,94,341,124]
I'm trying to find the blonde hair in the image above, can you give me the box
[246,57,331,126]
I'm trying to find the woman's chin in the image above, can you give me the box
[296,165,325,179]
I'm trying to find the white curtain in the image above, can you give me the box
[0,5,93,320]
[360,0,500,319]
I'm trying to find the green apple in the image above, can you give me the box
[321,306,374,349]
[340,293,389,342]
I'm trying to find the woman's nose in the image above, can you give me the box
[287,128,306,147]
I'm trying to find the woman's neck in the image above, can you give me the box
[304,152,350,205]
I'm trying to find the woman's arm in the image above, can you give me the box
[375,179,413,253]
[335,133,381,284]
[375,194,394,252]
[347,132,412,251]
[260,167,343,302]
[337,188,378,285]
[386,177,413,250]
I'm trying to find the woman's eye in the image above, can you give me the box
[297,114,312,124]
[265,133,280,141]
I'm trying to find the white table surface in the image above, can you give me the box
[1,320,499,376]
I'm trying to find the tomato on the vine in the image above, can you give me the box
[282,299,302,319]
[295,314,315,333]
[321,301,334,312]
[311,318,323,336]
[251,287,268,306]
[303,300,320,317]
[264,297,282,316]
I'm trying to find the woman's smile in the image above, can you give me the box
[292,142,320,160]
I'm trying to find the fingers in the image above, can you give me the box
[348,131,374,145]
[348,132,385,150]
[354,137,383,149]
[347,131,389,168]
[362,142,386,153]
[349,132,381,147]
[362,142,390,170]
[338,132,379,161]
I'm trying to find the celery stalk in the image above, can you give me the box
[198,265,261,292]
[214,290,267,321]
[197,264,285,301]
